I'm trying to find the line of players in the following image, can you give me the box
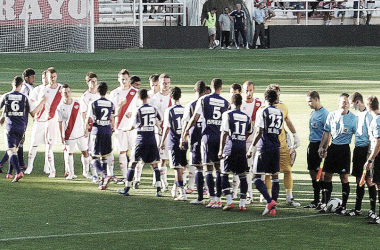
[305,91,380,224]
[0,67,303,215]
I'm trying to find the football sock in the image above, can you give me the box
[68,154,74,176]
[286,190,293,201]
[216,170,222,198]
[44,145,50,174]
[196,170,204,201]
[226,194,233,205]
[369,185,377,211]
[27,146,38,172]
[90,157,98,177]
[272,178,280,202]
[82,156,90,175]
[325,181,333,203]
[232,174,240,197]
[119,153,128,178]
[92,159,102,173]
[355,183,365,211]
[283,171,293,190]
[159,165,168,186]
[188,165,196,190]
[377,190,380,216]
[101,159,108,178]
[312,179,320,203]
[0,152,8,166]
[205,171,215,197]
[182,167,187,186]
[239,198,246,208]
[47,146,56,173]
[127,168,135,182]
[135,162,143,182]
[107,154,114,176]
[10,154,20,173]
[342,182,350,207]
[17,145,25,167]
[154,168,161,192]
[239,175,248,200]
[221,174,231,194]
[254,178,272,203]
[246,172,253,198]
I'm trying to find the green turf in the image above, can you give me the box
[0,47,379,249]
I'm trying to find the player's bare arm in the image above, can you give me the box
[159,126,170,150]
[247,127,262,158]
[29,95,47,117]
[182,113,200,141]
[285,117,301,149]
[218,131,228,159]
[318,131,330,158]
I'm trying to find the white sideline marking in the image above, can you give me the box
[0,214,326,242]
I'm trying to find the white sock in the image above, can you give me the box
[247,173,253,198]
[239,198,246,207]
[159,165,168,186]
[232,174,240,195]
[135,162,143,182]
[44,145,50,174]
[107,154,114,176]
[188,165,196,190]
[64,151,69,174]
[68,154,74,176]
[226,194,233,205]
[286,191,293,201]
[89,156,97,176]
[182,167,187,186]
[47,146,55,173]
[119,153,128,178]
[26,146,38,173]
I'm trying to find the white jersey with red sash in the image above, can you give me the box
[80,90,100,114]
[151,92,172,131]
[241,97,263,143]
[35,84,62,122]
[57,100,84,140]
[116,87,139,130]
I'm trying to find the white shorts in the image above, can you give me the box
[367,2,375,14]
[65,136,88,154]
[30,120,47,146]
[46,118,61,145]
[115,130,137,152]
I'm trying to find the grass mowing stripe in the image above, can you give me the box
[0,214,327,242]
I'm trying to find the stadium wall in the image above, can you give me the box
[95,26,208,49]
[268,25,380,48]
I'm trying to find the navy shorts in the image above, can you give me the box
[93,134,112,157]
[352,146,369,177]
[307,142,323,171]
[223,151,249,175]
[6,130,24,149]
[130,141,160,164]
[201,140,219,164]
[254,147,280,175]
[323,144,351,174]
[169,147,188,169]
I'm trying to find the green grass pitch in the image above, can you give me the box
[0,47,380,249]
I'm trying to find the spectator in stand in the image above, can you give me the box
[290,2,302,25]
[366,0,375,25]
[322,1,334,25]
[337,0,348,25]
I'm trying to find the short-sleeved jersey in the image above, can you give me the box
[163,104,186,150]
[20,82,34,97]
[29,84,45,103]
[229,10,247,28]
[309,107,329,143]
[355,109,372,147]
[131,103,161,144]
[255,105,283,151]
[150,92,172,122]
[194,93,230,143]
[87,97,115,135]
[183,99,203,146]
[274,101,289,148]
[0,91,34,133]
[57,99,85,140]
[221,109,252,156]
[110,86,139,129]
[80,89,100,114]
[241,98,263,143]
[368,114,380,152]
[324,110,357,145]
[34,84,62,122]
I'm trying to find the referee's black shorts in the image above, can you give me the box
[307,141,322,171]
[323,144,351,174]
[352,145,369,177]
[372,153,380,184]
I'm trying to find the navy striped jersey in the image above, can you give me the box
[183,99,202,146]
[163,104,186,149]
[132,103,161,143]
[255,105,283,151]
[88,97,115,135]
[0,91,33,133]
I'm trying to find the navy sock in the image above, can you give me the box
[355,183,365,211]
[254,178,272,203]
[10,154,20,173]
[127,169,135,182]
[216,170,222,198]
[369,185,377,211]
[342,182,350,207]
[101,159,108,178]
[154,168,161,192]
[239,175,247,200]
[196,171,204,201]
[325,181,333,203]
[178,180,184,188]
[221,174,230,196]
[205,171,215,197]
[0,152,9,165]
[272,178,280,202]
[93,160,102,173]
[312,179,320,203]
[17,146,25,167]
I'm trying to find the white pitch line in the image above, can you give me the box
[0,214,327,242]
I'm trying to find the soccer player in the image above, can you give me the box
[150,73,172,191]
[202,7,217,49]
[229,83,241,100]
[160,87,188,201]
[247,89,282,216]
[182,78,230,208]
[57,84,90,180]
[25,67,63,177]
[318,93,357,214]
[80,72,100,179]
[147,74,160,100]
[345,92,373,216]
[219,93,252,211]
[86,82,115,190]
[109,69,133,180]
[364,95,380,224]
[0,76,45,182]
[229,3,249,49]
[117,89,163,197]
[265,84,301,207]
[0,68,36,171]
[182,81,207,200]
[240,81,264,203]
[304,91,329,209]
